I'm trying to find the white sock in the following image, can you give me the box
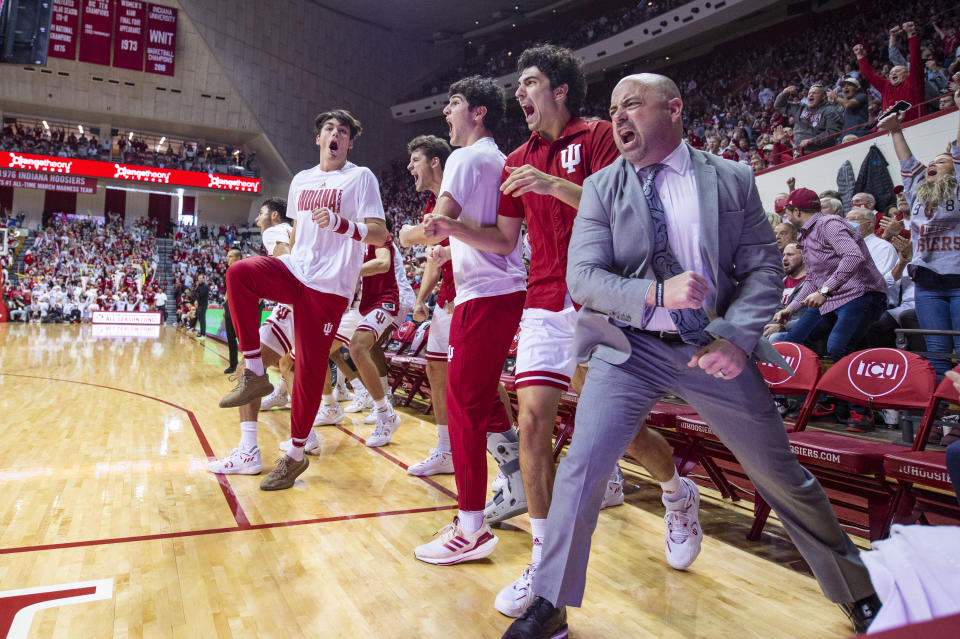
[239,421,257,451]
[530,518,547,564]
[244,356,264,376]
[661,470,689,506]
[379,375,389,395]
[374,396,391,412]
[321,394,336,406]
[436,423,451,454]
[287,442,304,462]
[458,509,484,534]
[350,378,366,393]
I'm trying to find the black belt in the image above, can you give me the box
[627,327,686,344]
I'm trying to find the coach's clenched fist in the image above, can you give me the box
[646,271,709,309]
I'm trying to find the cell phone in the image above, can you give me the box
[878,100,911,120]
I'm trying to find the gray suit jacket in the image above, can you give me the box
[567,144,791,371]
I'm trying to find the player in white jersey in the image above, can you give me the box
[413,76,527,565]
[399,134,456,476]
[208,197,296,477]
[220,109,388,490]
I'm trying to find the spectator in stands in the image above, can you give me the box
[774,83,843,154]
[855,22,925,122]
[774,222,797,252]
[877,81,960,376]
[765,242,808,339]
[845,207,899,280]
[821,197,843,216]
[772,187,888,363]
[827,76,871,138]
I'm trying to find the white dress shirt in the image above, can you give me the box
[633,143,715,332]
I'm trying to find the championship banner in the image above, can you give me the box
[0,151,261,193]
[0,168,97,194]
[145,3,176,76]
[113,0,146,71]
[78,0,113,66]
[48,0,80,60]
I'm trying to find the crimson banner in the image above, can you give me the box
[78,0,113,66]
[113,0,146,71]
[0,151,261,193]
[48,0,80,60]
[0,168,98,194]
[145,3,176,76]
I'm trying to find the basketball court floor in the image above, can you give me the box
[0,324,861,638]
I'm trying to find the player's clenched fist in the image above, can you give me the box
[426,244,451,266]
[423,214,453,241]
[652,271,709,309]
[312,207,331,228]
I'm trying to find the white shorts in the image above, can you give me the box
[335,307,363,344]
[259,303,294,356]
[356,305,398,339]
[515,305,578,390]
[425,304,452,361]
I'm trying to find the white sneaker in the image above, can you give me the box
[333,384,353,402]
[279,429,320,455]
[260,381,290,410]
[414,517,498,565]
[408,449,454,476]
[365,410,401,447]
[663,477,702,570]
[495,562,537,618]
[363,412,377,424]
[314,403,344,426]
[344,389,373,413]
[207,447,263,475]
[601,465,625,509]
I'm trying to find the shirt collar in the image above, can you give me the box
[799,211,822,235]
[529,117,589,148]
[632,142,690,177]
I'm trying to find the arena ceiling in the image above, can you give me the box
[304,0,586,42]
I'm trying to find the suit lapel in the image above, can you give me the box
[691,147,719,285]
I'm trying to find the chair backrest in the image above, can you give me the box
[410,324,430,356]
[394,320,417,343]
[507,326,521,358]
[757,342,821,395]
[816,348,936,410]
[911,364,960,451]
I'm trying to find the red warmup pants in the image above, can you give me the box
[226,256,348,442]
[447,291,525,511]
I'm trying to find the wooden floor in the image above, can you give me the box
[0,324,865,638]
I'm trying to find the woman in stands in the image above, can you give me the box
[877,74,960,376]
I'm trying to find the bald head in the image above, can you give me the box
[609,73,684,167]
[889,65,908,86]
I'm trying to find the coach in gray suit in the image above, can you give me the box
[502,74,880,639]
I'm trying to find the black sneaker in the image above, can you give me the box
[844,407,875,433]
[224,366,237,374]
[812,401,837,422]
[502,596,567,639]
[839,593,881,634]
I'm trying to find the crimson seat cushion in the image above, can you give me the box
[883,450,954,492]
[646,402,700,429]
[788,431,904,474]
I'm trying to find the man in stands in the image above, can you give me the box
[845,208,899,280]
[827,76,871,138]
[209,197,297,478]
[774,222,797,253]
[855,22,925,122]
[774,83,843,154]
[221,110,388,490]
[414,75,526,566]
[764,242,808,339]
[424,46,703,619]
[399,134,457,476]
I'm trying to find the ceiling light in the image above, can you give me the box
[42,120,49,130]
[78,125,83,133]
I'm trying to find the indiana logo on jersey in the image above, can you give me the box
[560,143,582,174]
[323,322,334,335]
[297,188,343,214]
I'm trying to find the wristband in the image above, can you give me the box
[326,211,369,242]
[655,280,664,307]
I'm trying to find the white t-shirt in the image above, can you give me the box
[261,223,293,257]
[440,137,526,305]
[279,161,384,299]
[391,243,416,310]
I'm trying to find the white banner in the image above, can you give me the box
[91,310,161,325]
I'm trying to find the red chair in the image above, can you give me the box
[883,366,960,532]
[782,348,937,540]
[758,342,823,430]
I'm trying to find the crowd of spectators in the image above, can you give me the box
[3,214,165,323]
[0,122,257,175]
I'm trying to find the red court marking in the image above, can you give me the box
[0,505,456,556]
[335,424,458,501]
[0,373,250,529]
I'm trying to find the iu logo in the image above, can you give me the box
[847,348,909,399]
[323,322,333,335]
[559,143,582,174]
